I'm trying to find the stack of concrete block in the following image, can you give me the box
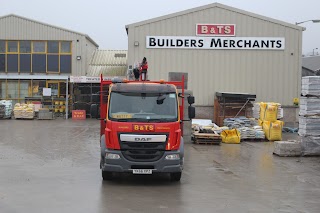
[299,76,320,156]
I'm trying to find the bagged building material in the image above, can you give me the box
[301,136,320,156]
[211,126,229,134]
[13,103,35,119]
[263,120,284,141]
[301,76,320,96]
[0,104,5,118]
[238,127,256,139]
[299,97,320,116]
[221,129,241,144]
[0,100,13,117]
[298,116,320,136]
[253,103,260,119]
[260,102,278,122]
[253,126,266,139]
[254,102,283,120]
[273,140,302,157]
[223,117,251,129]
[238,126,265,140]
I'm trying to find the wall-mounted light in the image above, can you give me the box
[76,56,81,60]
[134,41,139,46]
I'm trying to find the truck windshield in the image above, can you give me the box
[108,92,178,122]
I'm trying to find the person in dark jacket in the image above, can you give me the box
[140,57,148,81]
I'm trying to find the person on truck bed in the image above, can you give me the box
[140,57,148,81]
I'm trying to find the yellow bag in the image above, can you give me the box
[221,129,241,144]
[260,102,278,122]
[258,119,264,127]
[263,120,283,141]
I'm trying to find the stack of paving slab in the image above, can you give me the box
[299,76,320,156]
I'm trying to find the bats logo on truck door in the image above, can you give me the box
[133,124,155,132]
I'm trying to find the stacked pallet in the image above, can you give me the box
[192,119,222,145]
[299,76,320,156]
[38,108,53,120]
[301,76,320,96]
[193,133,222,145]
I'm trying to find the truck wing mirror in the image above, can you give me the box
[188,106,195,119]
[90,104,98,118]
[187,96,195,105]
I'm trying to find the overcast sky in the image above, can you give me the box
[1,0,319,55]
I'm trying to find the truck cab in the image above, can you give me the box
[92,78,195,181]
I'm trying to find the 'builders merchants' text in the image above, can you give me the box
[146,36,285,50]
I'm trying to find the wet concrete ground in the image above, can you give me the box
[0,119,319,213]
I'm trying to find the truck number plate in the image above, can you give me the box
[132,169,153,174]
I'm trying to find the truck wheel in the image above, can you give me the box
[102,171,113,181]
[170,172,182,182]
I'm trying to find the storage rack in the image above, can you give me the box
[214,92,256,127]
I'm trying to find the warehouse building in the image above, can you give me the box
[125,3,304,121]
[0,14,99,106]
[0,14,127,117]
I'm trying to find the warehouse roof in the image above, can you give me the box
[0,14,99,47]
[302,55,320,72]
[125,3,304,32]
[87,50,128,77]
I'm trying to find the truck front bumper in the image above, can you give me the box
[102,149,182,173]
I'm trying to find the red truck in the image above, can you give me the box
[91,76,195,181]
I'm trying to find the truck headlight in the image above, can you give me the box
[106,153,121,159]
[165,154,180,160]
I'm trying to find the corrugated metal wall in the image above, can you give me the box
[87,50,128,76]
[0,15,98,76]
[127,6,302,106]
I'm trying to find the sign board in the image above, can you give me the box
[70,76,126,83]
[43,88,51,96]
[196,24,236,36]
[72,110,86,120]
[146,36,285,50]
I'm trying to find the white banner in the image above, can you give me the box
[146,36,285,50]
[70,76,125,83]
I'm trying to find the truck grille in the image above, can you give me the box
[119,140,167,162]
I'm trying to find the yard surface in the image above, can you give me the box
[0,119,319,213]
